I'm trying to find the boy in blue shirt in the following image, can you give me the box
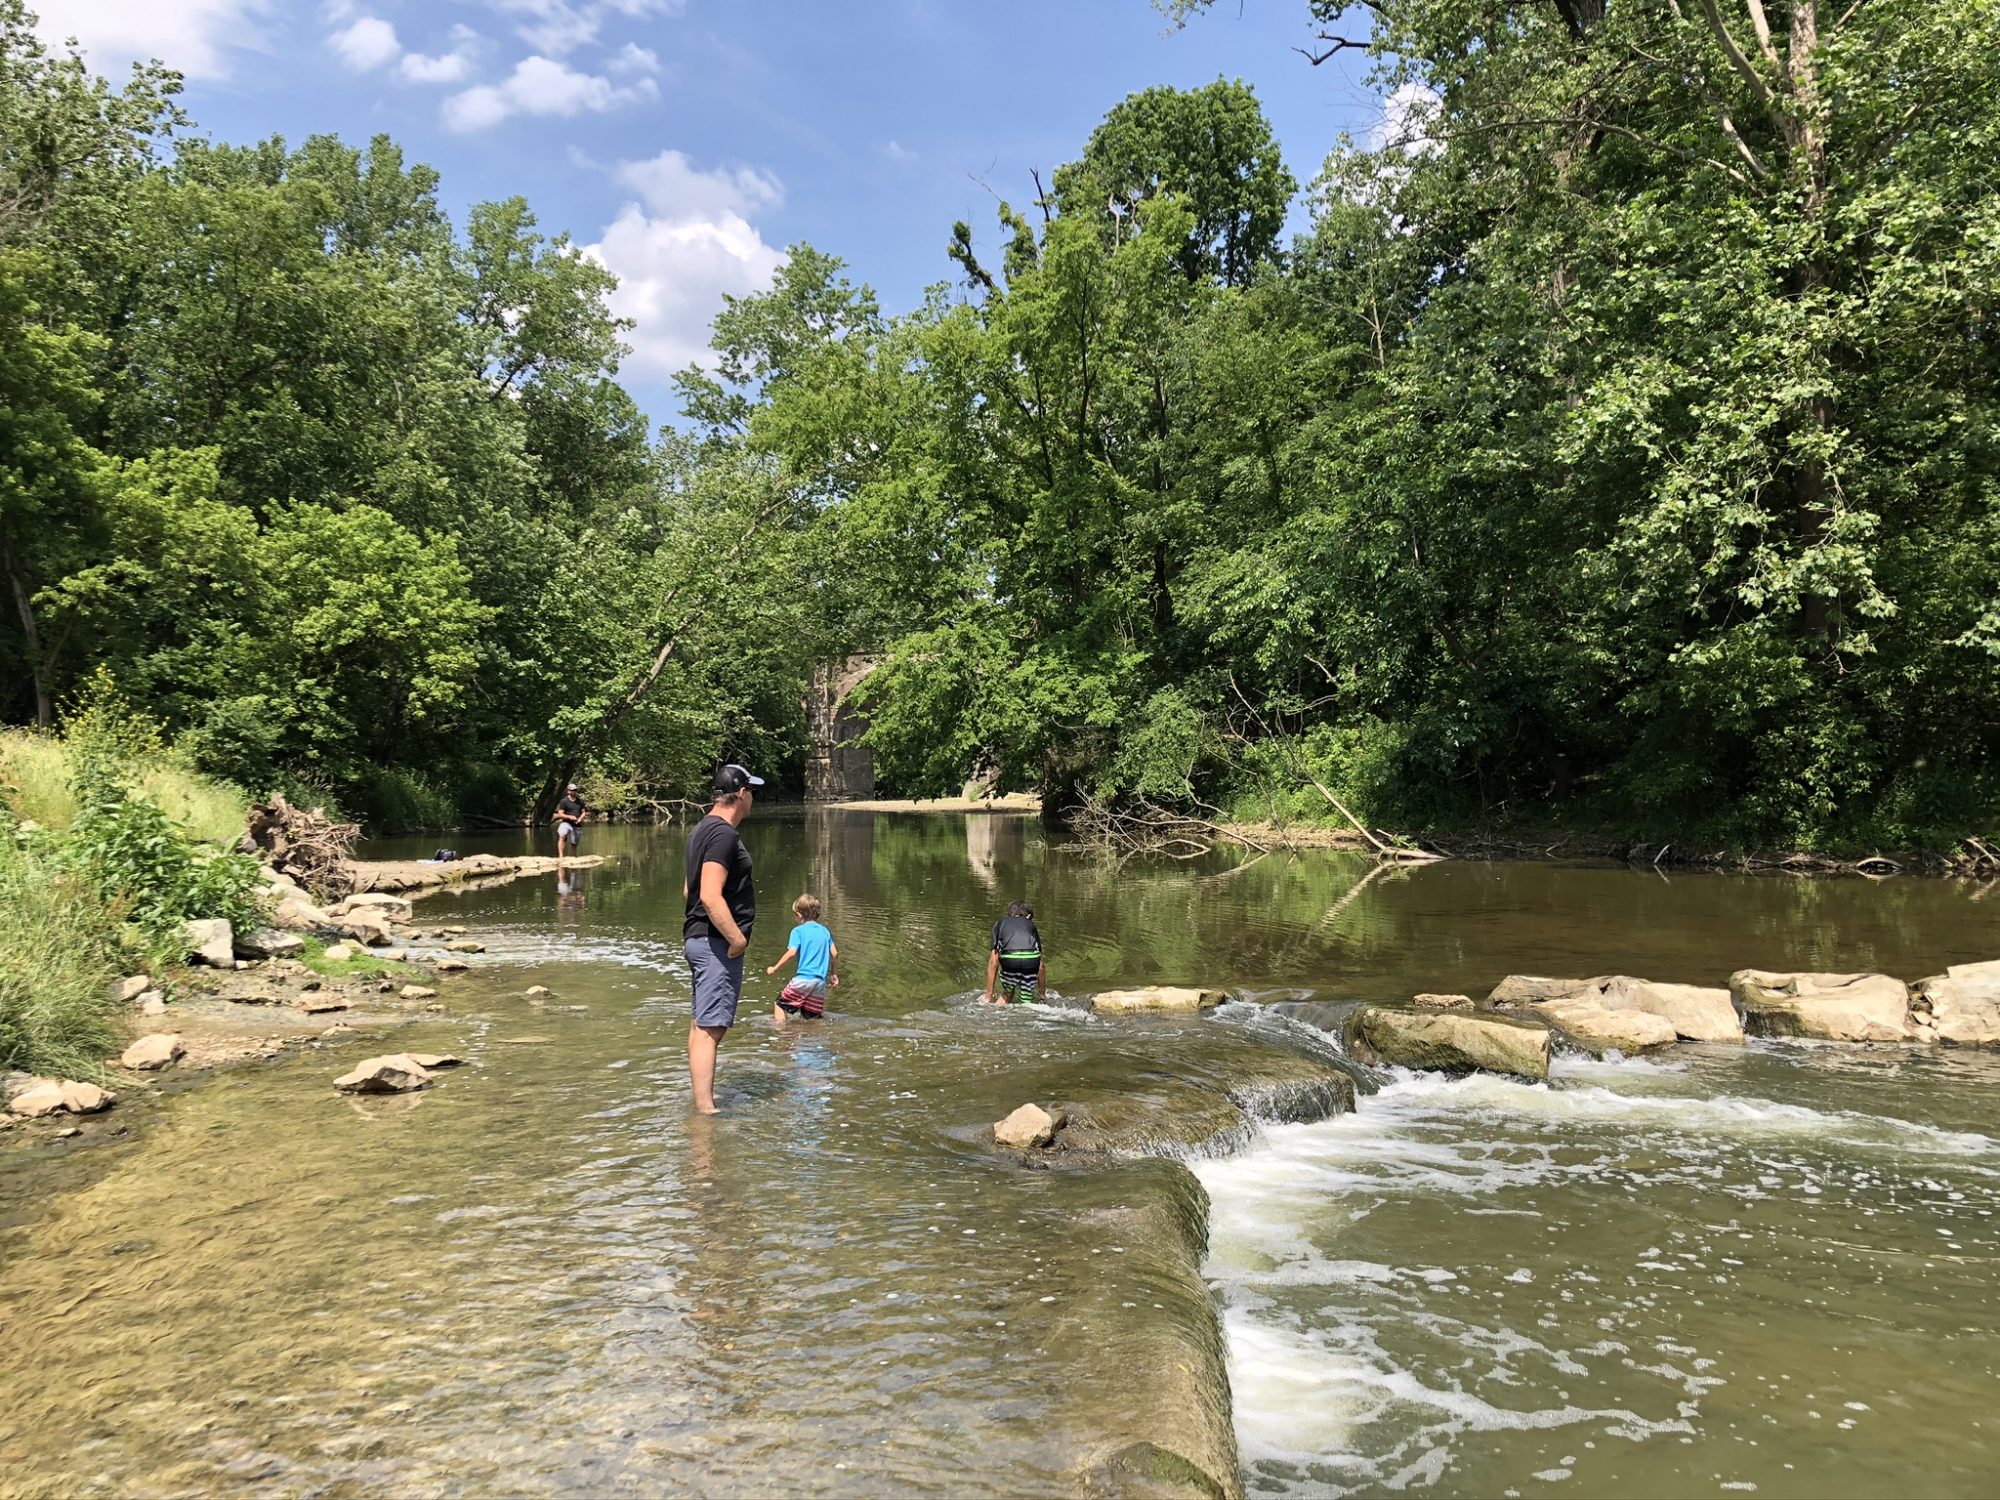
[766,891,838,1021]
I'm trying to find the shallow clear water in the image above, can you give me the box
[1,811,1995,1497]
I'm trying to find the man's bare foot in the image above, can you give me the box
[694,1103,720,1115]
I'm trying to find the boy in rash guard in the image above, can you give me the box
[983,899,1045,1004]
[765,892,838,1022]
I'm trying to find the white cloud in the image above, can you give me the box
[584,151,787,379]
[882,139,916,163]
[39,0,269,80]
[1369,83,1440,155]
[399,28,479,84]
[443,53,655,132]
[331,15,400,71]
[482,0,682,55]
[608,41,658,74]
[617,150,781,221]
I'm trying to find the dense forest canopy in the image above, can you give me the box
[3,0,1996,848]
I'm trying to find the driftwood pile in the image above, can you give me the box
[240,792,360,900]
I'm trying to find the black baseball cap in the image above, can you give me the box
[712,763,765,794]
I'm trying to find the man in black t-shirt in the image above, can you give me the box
[554,782,587,872]
[682,762,764,1113]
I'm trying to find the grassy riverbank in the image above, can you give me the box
[0,726,257,1079]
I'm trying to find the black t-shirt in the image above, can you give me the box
[556,795,586,823]
[990,914,1042,969]
[684,814,755,941]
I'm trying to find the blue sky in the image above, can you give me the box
[51,1,1384,428]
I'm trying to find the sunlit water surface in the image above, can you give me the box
[0,812,1994,1497]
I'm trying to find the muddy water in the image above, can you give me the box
[1,812,1995,1498]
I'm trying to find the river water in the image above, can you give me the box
[1,812,1995,1498]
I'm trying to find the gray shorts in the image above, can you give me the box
[685,934,744,1029]
[557,821,578,846]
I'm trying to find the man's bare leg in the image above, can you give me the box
[688,1022,728,1113]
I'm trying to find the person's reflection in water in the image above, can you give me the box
[555,867,585,929]
[681,1112,761,1348]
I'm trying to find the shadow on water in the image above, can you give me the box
[1,811,1995,1496]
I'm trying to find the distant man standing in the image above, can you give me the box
[683,763,763,1114]
[554,782,588,873]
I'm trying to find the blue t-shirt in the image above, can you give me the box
[789,920,833,981]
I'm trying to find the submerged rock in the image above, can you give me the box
[333,1055,433,1094]
[406,1052,464,1070]
[435,958,469,972]
[525,985,552,998]
[1731,970,1914,1042]
[119,1034,184,1071]
[1910,959,2000,1046]
[444,940,485,954]
[994,1102,1067,1148]
[1090,986,1227,1015]
[1345,1006,1550,1081]
[399,984,437,1000]
[1087,1439,1228,1500]
[185,918,235,967]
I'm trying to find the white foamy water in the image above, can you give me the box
[1196,1054,2000,1497]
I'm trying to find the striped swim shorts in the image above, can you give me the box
[778,977,827,1018]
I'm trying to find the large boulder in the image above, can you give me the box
[235,926,305,960]
[1493,974,1741,1043]
[1090,986,1227,1015]
[331,891,414,922]
[272,894,335,931]
[1910,960,2000,1046]
[342,914,397,947]
[1600,976,1743,1043]
[993,1102,1067,1148]
[1529,998,1678,1054]
[8,1079,117,1117]
[333,1054,434,1094]
[1344,1006,1551,1081]
[185,918,235,967]
[119,1034,185,1071]
[1730,970,1914,1042]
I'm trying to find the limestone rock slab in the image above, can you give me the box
[1730,970,1913,1042]
[1345,1007,1550,1081]
[1911,959,2000,1046]
[1090,987,1227,1015]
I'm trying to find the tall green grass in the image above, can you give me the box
[1,729,250,843]
[0,835,127,1082]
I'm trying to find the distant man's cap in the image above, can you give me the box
[565,782,579,791]
[713,763,765,794]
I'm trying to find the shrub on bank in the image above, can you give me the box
[0,709,264,1077]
